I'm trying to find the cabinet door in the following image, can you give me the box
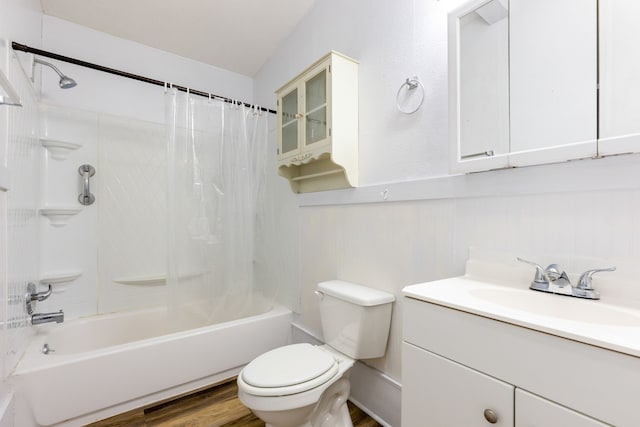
[303,66,330,150]
[278,86,300,160]
[516,389,608,427]
[402,343,514,427]
[598,0,640,155]
[509,0,597,165]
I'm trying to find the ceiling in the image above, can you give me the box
[40,0,318,77]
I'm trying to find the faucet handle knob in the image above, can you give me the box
[577,267,616,290]
[517,257,548,284]
[29,283,52,302]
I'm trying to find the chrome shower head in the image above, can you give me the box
[34,58,77,89]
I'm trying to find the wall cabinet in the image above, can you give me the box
[598,0,640,155]
[276,51,358,193]
[402,297,630,426]
[449,0,639,173]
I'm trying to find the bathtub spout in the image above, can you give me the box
[32,310,64,325]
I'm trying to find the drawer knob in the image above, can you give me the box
[483,409,498,424]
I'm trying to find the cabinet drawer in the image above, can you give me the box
[402,342,514,427]
[516,389,608,427]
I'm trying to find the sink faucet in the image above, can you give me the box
[517,258,615,300]
[25,283,65,325]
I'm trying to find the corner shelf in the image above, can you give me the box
[40,138,82,160]
[113,275,166,286]
[40,207,82,227]
[40,271,82,285]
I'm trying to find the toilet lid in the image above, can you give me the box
[242,343,337,388]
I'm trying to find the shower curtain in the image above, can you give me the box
[165,88,270,326]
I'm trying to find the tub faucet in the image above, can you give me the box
[25,282,65,325]
[32,310,64,325]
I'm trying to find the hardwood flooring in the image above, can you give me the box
[87,379,382,427]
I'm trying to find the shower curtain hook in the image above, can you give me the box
[164,82,167,93]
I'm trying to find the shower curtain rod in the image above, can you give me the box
[11,41,277,114]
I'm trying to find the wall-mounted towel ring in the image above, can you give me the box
[396,76,425,114]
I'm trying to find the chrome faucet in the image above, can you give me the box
[25,283,65,325]
[517,258,615,300]
[32,311,64,325]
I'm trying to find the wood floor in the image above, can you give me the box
[86,379,382,427]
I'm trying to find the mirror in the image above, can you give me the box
[450,0,598,173]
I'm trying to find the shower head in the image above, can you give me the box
[34,58,77,89]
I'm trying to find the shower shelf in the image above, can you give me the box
[40,271,82,285]
[114,270,210,286]
[114,275,166,286]
[40,207,82,226]
[40,138,82,160]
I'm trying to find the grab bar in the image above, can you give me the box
[78,164,96,205]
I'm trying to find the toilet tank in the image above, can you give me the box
[317,280,395,359]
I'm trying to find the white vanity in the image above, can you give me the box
[402,256,640,426]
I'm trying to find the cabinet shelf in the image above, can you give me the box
[290,168,343,182]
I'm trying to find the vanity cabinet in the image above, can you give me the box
[402,296,636,426]
[403,343,607,427]
[276,51,358,193]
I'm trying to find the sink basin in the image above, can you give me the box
[470,287,640,327]
[403,276,640,357]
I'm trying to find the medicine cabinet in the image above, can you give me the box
[276,51,358,193]
[449,0,640,173]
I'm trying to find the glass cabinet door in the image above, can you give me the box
[280,88,299,157]
[304,69,328,147]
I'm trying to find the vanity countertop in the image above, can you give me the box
[403,276,640,358]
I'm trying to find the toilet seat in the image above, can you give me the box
[240,343,339,397]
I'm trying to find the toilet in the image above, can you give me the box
[237,280,395,427]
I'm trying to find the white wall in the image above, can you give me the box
[256,0,456,185]
[255,1,640,424]
[41,16,254,124]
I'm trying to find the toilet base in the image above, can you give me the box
[309,377,353,427]
[248,377,353,427]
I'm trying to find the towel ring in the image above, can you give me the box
[396,77,425,114]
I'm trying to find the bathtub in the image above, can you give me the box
[11,304,291,427]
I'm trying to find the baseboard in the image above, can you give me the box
[291,322,401,427]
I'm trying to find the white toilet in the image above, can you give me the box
[237,280,395,427]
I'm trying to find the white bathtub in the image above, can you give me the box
[11,305,291,426]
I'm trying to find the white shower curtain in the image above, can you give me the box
[165,88,270,326]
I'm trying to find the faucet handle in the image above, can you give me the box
[517,257,548,284]
[577,267,616,290]
[29,283,52,302]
